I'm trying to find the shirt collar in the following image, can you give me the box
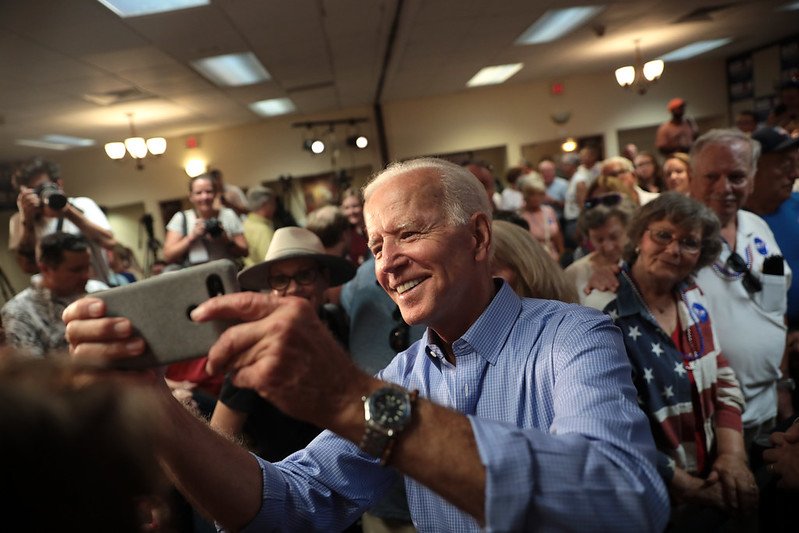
[614,269,643,318]
[614,266,694,319]
[423,279,520,366]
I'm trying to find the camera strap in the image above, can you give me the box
[181,210,188,236]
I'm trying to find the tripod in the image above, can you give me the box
[138,214,162,274]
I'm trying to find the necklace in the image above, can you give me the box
[621,270,671,324]
[621,270,704,361]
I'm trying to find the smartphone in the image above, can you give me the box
[94,259,240,369]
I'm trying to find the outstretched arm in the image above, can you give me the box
[63,202,116,249]
[197,292,487,523]
[63,299,265,530]
[64,294,487,527]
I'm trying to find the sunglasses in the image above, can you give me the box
[267,267,319,291]
[725,252,762,294]
[584,193,623,210]
[389,307,410,352]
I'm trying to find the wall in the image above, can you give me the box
[0,57,729,286]
[382,58,727,166]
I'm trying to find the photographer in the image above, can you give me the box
[8,158,116,285]
[163,173,248,267]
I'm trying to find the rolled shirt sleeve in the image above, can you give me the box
[236,283,669,532]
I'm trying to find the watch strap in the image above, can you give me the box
[360,423,393,464]
[360,388,418,466]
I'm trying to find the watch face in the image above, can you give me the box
[369,388,411,430]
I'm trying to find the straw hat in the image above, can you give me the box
[238,226,356,290]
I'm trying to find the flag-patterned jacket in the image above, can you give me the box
[603,269,745,481]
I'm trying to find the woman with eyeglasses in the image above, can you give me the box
[519,173,564,261]
[564,194,636,306]
[600,192,756,525]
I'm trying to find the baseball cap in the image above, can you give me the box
[752,127,799,154]
[667,98,686,111]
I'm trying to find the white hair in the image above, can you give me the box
[690,128,761,175]
[363,157,492,226]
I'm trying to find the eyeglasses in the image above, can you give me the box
[267,267,319,291]
[584,193,623,210]
[647,229,702,255]
[389,307,410,352]
[725,252,763,294]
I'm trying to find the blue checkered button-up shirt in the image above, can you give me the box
[243,282,669,532]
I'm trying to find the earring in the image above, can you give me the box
[635,246,640,254]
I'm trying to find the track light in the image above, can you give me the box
[293,117,369,157]
[303,138,325,154]
[346,135,369,149]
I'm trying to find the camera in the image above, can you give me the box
[204,217,224,238]
[35,182,67,210]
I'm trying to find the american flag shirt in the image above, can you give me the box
[604,271,745,480]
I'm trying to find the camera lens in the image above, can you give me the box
[37,183,67,210]
[206,274,225,298]
[44,192,67,210]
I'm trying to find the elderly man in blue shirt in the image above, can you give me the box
[64,158,669,532]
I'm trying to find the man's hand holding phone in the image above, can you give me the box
[65,289,373,432]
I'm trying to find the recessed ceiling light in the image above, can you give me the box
[249,98,297,117]
[659,38,733,61]
[97,0,209,18]
[516,6,604,45]
[191,52,271,87]
[16,135,96,151]
[467,64,523,87]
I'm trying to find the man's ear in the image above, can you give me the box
[471,212,492,261]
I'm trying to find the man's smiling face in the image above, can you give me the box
[365,169,486,340]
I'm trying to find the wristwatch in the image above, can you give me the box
[360,386,418,466]
[778,378,796,391]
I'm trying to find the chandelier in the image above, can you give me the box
[104,113,166,170]
[614,40,664,95]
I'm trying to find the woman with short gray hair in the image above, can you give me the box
[601,192,755,523]
[565,195,636,306]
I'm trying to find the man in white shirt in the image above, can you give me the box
[563,146,601,248]
[8,158,116,285]
[690,129,793,448]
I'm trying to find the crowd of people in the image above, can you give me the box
[0,85,798,532]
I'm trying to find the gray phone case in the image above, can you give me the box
[95,259,240,369]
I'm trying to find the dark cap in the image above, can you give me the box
[752,127,799,154]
